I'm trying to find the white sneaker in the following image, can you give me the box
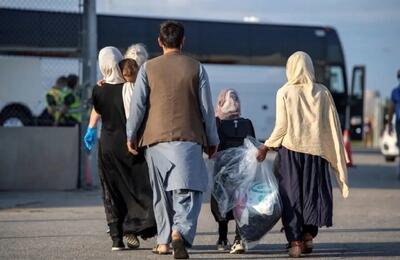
[216,240,230,251]
[230,240,245,254]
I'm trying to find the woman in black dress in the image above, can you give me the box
[85,46,156,251]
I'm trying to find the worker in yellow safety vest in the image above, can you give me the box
[59,74,82,126]
[46,75,82,126]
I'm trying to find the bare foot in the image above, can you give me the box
[152,244,170,254]
[171,230,182,241]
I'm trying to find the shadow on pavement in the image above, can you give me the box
[196,227,400,236]
[347,164,400,189]
[191,242,400,259]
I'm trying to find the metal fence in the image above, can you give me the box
[0,0,98,189]
[0,0,84,127]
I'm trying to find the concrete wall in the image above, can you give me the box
[0,127,79,190]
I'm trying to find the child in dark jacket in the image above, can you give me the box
[211,89,255,254]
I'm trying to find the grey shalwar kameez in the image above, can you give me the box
[126,63,219,246]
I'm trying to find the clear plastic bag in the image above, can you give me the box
[212,137,282,248]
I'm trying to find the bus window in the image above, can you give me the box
[352,68,364,99]
[328,66,345,94]
[203,64,286,141]
[327,65,347,128]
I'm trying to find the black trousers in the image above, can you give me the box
[217,221,241,242]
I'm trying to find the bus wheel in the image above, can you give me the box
[385,156,396,162]
[0,105,33,127]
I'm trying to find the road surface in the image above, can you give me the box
[0,149,399,259]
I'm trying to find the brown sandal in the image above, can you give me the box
[302,233,313,254]
[288,241,303,258]
[152,245,171,255]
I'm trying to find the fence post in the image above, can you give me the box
[80,0,97,189]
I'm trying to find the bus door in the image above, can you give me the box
[349,65,366,140]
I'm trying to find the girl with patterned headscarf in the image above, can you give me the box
[211,88,256,254]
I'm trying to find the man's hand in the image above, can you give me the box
[205,145,218,158]
[256,144,269,162]
[127,140,138,155]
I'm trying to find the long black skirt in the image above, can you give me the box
[98,141,157,239]
[278,147,333,242]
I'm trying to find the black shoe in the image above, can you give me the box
[111,239,125,251]
[171,239,189,259]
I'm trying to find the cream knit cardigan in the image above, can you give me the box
[264,52,349,198]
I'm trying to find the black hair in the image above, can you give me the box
[67,74,79,89]
[159,20,184,49]
[56,76,68,87]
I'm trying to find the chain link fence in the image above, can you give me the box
[0,0,84,127]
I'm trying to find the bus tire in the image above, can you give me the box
[0,104,33,127]
[385,156,396,162]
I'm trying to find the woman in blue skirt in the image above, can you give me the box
[256,51,349,258]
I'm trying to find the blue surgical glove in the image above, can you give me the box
[84,127,97,151]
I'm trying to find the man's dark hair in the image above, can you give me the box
[67,74,79,89]
[56,76,68,87]
[397,69,400,80]
[159,20,184,49]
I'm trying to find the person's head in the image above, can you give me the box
[55,76,68,88]
[98,46,125,84]
[215,89,241,120]
[158,20,185,51]
[67,74,79,90]
[285,51,315,86]
[119,58,139,82]
[124,43,148,67]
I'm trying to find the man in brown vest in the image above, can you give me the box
[126,21,219,259]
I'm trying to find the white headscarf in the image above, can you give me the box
[284,51,316,88]
[215,89,241,120]
[122,44,149,119]
[124,43,149,67]
[98,46,125,84]
[265,51,349,198]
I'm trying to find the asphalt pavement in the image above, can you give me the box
[0,149,400,259]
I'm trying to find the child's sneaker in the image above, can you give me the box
[230,240,245,254]
[216,239,230,251]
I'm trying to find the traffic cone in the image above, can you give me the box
[343,129,353,167]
